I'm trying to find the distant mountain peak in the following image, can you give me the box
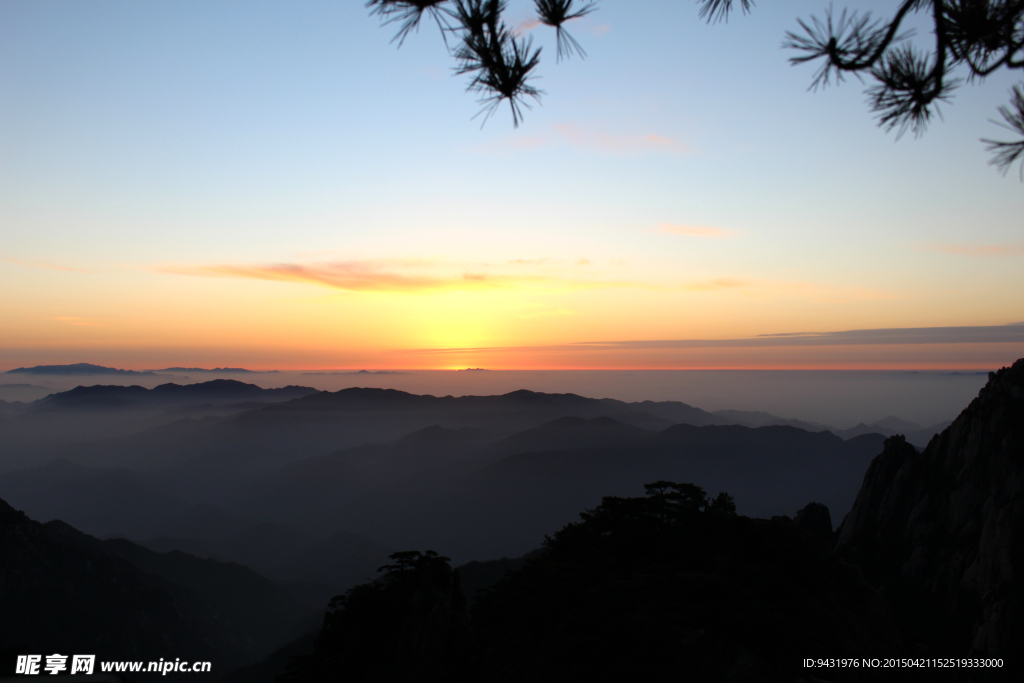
[869,415,921,432]
[500,389,589,402]
[34,379,319,410]
[5,363,155,376]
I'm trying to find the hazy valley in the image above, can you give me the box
[3,363,1020,681]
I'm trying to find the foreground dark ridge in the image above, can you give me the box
[836,358,1024,671]
[0,497,317,676]
[246,359,1024,683]
[281,488,905,683]
[3,360,1020,680]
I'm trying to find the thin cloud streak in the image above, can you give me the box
[403,323,1024,354]
[514,17,541,35]
[157,262,527,292]
[154,260,886,300]
[155,260,645,293]
[574,324,1024,349]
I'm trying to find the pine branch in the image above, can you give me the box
[535,0,597,61]
[982,84,1024,177]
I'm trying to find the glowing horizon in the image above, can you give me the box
[2,1,1022,374]
[4,325,1022,373]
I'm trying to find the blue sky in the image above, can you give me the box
[1,0,1022,369]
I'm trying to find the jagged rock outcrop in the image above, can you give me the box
[836,359,1023,673]
[795,501,833,542]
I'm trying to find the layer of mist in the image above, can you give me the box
[2,366,989,427]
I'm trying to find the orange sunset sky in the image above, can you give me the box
[2,1,1023,372]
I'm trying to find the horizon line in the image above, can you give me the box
[0,364,1002,374]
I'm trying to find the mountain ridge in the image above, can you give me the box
[836,359,1024,674]
[0,497,316,673]
[34,379,319,410]
[5,363,156,376]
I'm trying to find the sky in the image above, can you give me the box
[2,0,1023,371]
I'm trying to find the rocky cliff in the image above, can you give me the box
[836,359,1023,674]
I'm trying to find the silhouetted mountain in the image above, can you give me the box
[223,445,430,535]
[455,554,531,604]
[230,420,882,561]
[35,379,318,411]
[137,504,388,606]
[33,388,700,491]
[870,415,922,432]
[5,363,155,376]
[836,359,1024,678]
[270,530,392,593]
[906,420,954,447]
[223,553,534,683]
[599,398,724,426]
[0,383,53,405]
[2,383,903,573]
[141,536,221,560]
[0,387,792,481]
[833,421,889,439]
[97,536,313,664]
[378,424,886,560]
[12,367,1021,680]
[386,424,493,470]
[219,523,323,577]
[712,408,836,432]
[485,415,652,458]
[833,418,953,448]
[142,513,385,592]
[280,486,905,683]
[10,388,676,477]
[1,497,213,664]
[794,501,833,543]
[260,388,687,434]
[712,408,780,425]
[284,551,470,683]
[711,408,953,448]
[146,503,255,540]
[221,633,318,683]
[467,487,905,682]
[1,498,315,674]
[2,377,895,565]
